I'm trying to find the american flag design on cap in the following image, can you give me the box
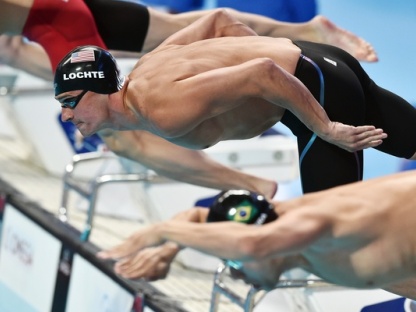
[70,49,95,63]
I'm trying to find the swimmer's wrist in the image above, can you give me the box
[157,220,193,249]
[154,221,169,244]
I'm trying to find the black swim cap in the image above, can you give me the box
[207,190,278,225]
[54,45,125,96]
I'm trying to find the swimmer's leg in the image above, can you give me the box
[298,134,363,193]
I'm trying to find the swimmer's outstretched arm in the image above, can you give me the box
[97,207,210,280]
[0,35,53,80]
[156,9,257,49]
[161,58,386,152]
[99,170,416,291]
[246,60,387,152]
[146,7,378,62]
[99,130,277,198]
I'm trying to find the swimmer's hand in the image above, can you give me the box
[321,123,387,152]
[100,243,179,281]
[97,224,165,261]
[97,224,178,280]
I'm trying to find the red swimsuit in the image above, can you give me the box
[22,0,106,71]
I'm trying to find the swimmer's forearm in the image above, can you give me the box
[259,62,332,137]
[15,41,53,80]
[101,130,276,196]
[146,7,306,45]
[0,35,53,81]
[155,151,276,198]
[157,220,270,261]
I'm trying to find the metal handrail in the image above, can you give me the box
[209,261,333,312]
[58,151,162,241]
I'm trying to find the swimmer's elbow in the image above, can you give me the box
[244,58,285,97]
[255,59,297,105]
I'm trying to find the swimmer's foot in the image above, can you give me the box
[310,15,378,63]
[322,123,387,152]
[113,244,177,280]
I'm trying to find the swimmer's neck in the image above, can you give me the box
[107,79,146,131]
